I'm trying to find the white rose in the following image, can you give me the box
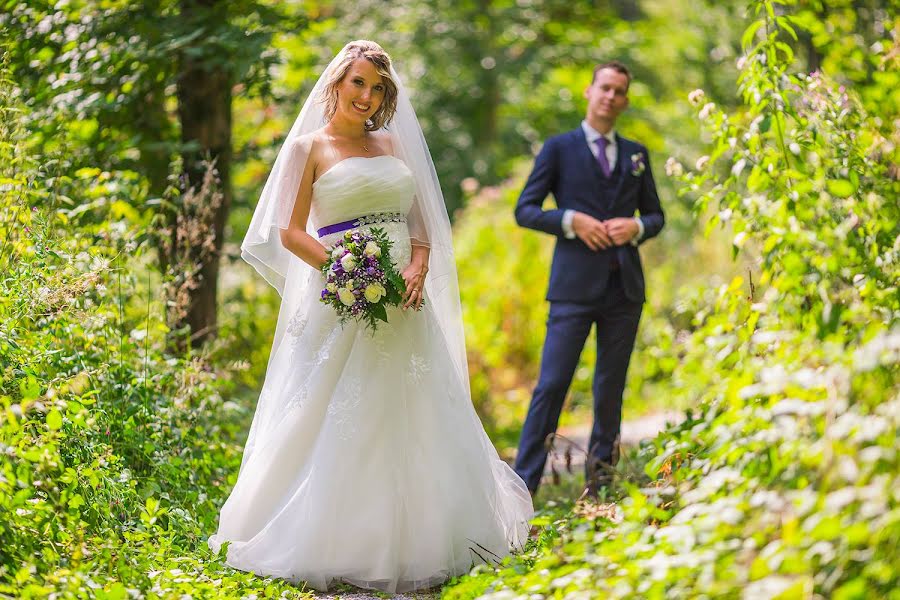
[331,246,344,259]
[326,282,337,293]
[337,287,356,306]
[364,283,386,303]
[340,253,357,271]
[363,241,382,257]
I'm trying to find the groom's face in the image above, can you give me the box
[584,68,629,123]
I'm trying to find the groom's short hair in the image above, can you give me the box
[592,61,632,90]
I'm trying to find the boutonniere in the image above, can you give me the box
[630,152,646,177]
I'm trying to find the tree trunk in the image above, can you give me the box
[174,0,232,347]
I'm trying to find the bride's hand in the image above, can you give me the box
[401,259,428,311]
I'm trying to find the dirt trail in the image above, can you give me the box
[545,410,684,474]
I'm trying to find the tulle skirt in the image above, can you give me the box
[207,275,533,593]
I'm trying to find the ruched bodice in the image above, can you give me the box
[310,155,415,228]
[311,155,416,267]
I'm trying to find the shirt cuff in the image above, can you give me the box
[630,216,644,246]
[562,210,576,239]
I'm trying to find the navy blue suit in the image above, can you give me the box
[513,127,664,492]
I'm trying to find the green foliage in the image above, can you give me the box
[0,68,304,599]
[793,0,900,121]
[453,181,554,449]
[444,1,899,597]
[295,0,747,215]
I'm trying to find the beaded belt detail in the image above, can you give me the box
[316,212,407,238]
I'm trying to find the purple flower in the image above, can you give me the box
[630,152,646,177]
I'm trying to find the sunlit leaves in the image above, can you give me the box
[826,179,856,198]
[0,59,298,598]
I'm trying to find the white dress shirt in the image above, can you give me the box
[561,120,644,244]
[582,120,618,170]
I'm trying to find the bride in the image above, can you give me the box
[207,40,533,593]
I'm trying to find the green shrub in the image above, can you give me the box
[0,66,305,600]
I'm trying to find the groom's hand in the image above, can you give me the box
[604,218,640,246]
[572,212,613,251]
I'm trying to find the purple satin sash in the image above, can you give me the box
[316,218,359,238]
[316,212,406,238]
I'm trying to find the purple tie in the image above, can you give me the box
[594,136,611,178]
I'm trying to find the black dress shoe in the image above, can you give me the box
[582,473,613,498]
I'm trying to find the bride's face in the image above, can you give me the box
[335,59,386,126]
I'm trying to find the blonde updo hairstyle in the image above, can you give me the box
[320,41,398,131]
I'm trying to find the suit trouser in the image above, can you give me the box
[514,271,643,492]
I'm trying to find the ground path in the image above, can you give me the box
[546,410,684,475]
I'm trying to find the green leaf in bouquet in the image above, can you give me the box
[372,303,388,323]
[387,270,405,291]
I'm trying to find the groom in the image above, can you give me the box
[513,61,664,495]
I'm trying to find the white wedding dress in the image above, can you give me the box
[208,155,533,593]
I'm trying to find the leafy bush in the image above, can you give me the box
[0,67,302,599]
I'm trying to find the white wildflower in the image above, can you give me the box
[664,157,683,177]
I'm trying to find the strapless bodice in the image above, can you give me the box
[309,155,415,229]
[310,155,416,267]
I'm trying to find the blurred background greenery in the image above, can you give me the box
[1,0,896,597]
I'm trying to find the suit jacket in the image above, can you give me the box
[514,127,665,303]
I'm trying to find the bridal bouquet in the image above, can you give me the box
[320,228,409,332]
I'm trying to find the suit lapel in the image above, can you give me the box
[611,134,634,201]
[570,129,639,209]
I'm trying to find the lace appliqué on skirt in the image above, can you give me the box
[326,376,362,440]
[408,353,431,384]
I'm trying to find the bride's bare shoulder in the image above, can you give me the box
[292,130,342,174]
[291,129,327,155]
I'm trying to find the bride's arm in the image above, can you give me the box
[401,243,429,310]
[376,131,430,310]
[280,136,329,269]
